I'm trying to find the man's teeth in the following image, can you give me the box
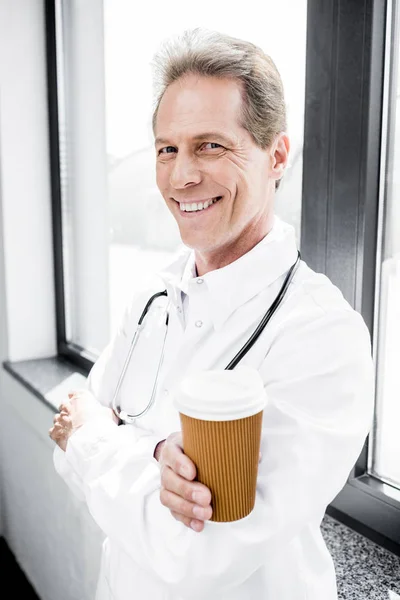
[179,197,221,212]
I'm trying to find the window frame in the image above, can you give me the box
[302,0,400,554]
[45,0,400,554]
[45,0,98,372]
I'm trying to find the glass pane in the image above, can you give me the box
[370,1,400,487]
[56,0,110,354]
[105,0,307,338]
[57,0,307,354]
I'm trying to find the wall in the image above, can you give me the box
[0,73,7,541]
[0,373,103,600]
[0,1,103,598]
[0,0,56,362]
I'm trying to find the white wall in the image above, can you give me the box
[0,373,103,600]
[0,90,7,540]
[0,1,103,598]
[0,0,56,361]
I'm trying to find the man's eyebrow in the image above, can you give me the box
[154,137,171,146]
[155,132,235,146]
[192,132,235,145]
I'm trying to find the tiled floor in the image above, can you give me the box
[0,538,40,599]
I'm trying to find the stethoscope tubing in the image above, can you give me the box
[225,251,301,369]
[112,291,168,423]
[112,252,301,423]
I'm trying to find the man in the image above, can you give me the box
[50,29,374,600]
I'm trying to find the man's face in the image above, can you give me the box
[155,74,284,257]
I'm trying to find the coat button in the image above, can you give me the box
[195,320,203,328]
[197,278,204,284]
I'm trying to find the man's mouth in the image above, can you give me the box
[176,196,223,213]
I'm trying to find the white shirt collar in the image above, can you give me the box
[157,215,299,331]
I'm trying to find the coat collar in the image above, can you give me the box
[157,216,299,331]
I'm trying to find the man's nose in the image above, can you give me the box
[169,154,201,189]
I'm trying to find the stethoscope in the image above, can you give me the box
[112,251,301,424]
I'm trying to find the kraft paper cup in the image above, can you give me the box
[173,366,267,523]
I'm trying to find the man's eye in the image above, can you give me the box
[203,142,222,150]
[159,146,176,154]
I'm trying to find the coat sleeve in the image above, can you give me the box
[62,305,375,597]
[53,287,162,501]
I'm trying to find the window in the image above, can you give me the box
[47,0,400,556]
[371,0,400,489]
[301,0,400,554]
[51,0,307,359]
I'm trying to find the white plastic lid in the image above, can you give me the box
[172,366,267,421]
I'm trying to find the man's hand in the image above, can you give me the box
[48,390,119,452]
[156,434,263,533]
[157,432,213,533]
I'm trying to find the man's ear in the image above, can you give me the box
[269,133,290,183]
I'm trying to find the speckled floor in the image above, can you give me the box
[321,514,400,599]
[2,517,400,599]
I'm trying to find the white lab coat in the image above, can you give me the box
[54,216,374,600]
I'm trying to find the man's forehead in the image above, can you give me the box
[155,75,245,137]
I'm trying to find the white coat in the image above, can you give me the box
[54,216,374,600]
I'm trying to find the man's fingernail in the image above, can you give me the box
[192,492,207,503]
[181,465,191,477]
[193,506,206,519]
[190,520,202,532]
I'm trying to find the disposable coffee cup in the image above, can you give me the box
[173,366,267,522]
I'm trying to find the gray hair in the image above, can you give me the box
[151,29,287,188]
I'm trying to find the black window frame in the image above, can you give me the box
[45,0,97,373]
[45,0,400,554]
[303,0,400,555]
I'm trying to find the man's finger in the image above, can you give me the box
[159,487,212,523]
[58,400,71,413]
[53,412,68,425]
[170,510,205,532]
[162,441,196,481]
[162,465,212,507]
[67,389,83,399]
[51,422,64,432]
[49,426,64,441]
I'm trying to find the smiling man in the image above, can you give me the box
[50,29,374,600]
[154,73,288,276]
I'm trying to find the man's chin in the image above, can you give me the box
[178,232,214,252]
